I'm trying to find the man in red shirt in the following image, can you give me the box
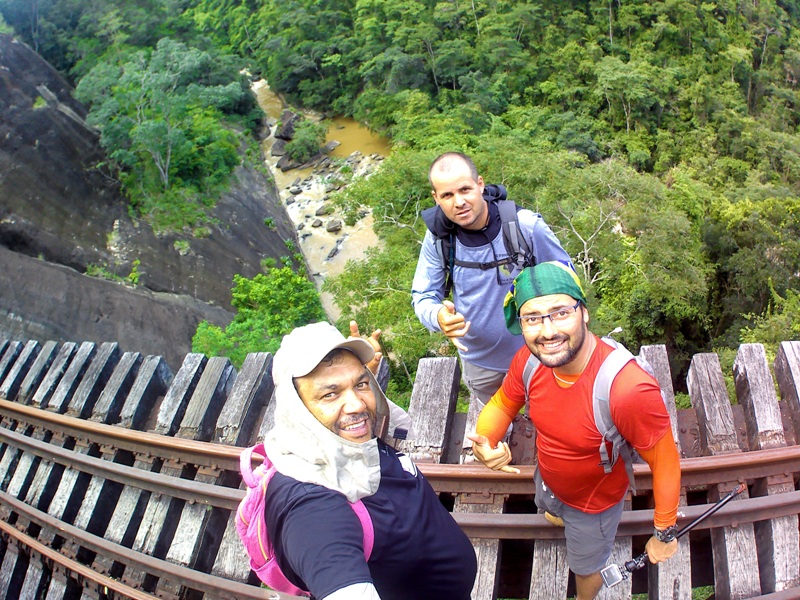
[467,261,681,600]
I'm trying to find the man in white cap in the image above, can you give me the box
[264,322,477,600]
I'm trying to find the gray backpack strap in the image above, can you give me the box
[522,353,541,416]
[498,200,535,273]
[593,341,638,492]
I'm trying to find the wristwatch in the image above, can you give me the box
[654,525,678,543]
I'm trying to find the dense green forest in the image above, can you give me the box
[3,0,799,403]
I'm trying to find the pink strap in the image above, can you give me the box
[351,500,374,559]
[240,443,266,487]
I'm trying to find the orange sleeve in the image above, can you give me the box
[475,386,523,448]
[637,430,681,529]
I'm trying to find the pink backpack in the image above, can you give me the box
[235,443,375,596]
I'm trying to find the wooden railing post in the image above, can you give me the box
[401,357,460,464]
[687,352,761,599]
[639,344,692,600]
[775,341,800,446]
[734,343,800,592]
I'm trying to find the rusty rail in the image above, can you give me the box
[1,338,799,599]
[1,401,799,541]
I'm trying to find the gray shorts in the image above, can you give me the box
[460,359,506,405]
[534,468,625,576]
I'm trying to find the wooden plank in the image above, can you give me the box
[117,355,173,430]
[30,342,78,409]
[45,342,97,413]
[16,341,59,405]
[0,341,22,383]
[153,353,207,436]
[686,353,739,455]
[65,342,121,419]
[734,344,785,451]
[161,354,272,597]
[734,343,800,593]
[687,352,761,599]
[214,352,273,446]
[775,341,800,447]
[89,352,143,425]
[529,538,569,599]
[38,353,142,551]
[457,493,503,600]
[399,357,460,463]
[123,357,235,590]
[0,340,40,401]
[640,344,680,444]
[639,344,692,599]
[92,353,206,576]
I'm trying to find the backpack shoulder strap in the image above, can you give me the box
[351,500,374,559]
[498,200,535,271]
[593,339,638,492]
[240,442,274,487]
[522,353,541,416]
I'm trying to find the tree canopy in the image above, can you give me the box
[3,0,800,398]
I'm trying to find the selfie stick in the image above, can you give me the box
[601,483,746,588]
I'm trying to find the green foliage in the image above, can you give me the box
[740,286,800,363]
[86,264,122,282]
[6,0,800,392]
[285,118,327,163]
[32,96,47,109]
[127,259,141,286]
[72,36,254,231]
[192,265,326,368]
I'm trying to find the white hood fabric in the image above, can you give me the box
[264,322,414,502]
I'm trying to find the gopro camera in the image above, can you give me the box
[600,563,626,588]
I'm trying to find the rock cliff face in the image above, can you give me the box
[0,34,299,370]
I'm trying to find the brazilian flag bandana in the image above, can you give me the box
[504,261,586,334]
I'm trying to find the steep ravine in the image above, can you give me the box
[0,35,301,371]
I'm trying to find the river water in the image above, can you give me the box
[252,80,390,320]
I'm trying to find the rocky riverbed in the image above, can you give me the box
[254,81,385,320]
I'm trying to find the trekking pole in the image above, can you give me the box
[600,483,746,588]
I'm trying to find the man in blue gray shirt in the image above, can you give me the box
[412,152,571,408]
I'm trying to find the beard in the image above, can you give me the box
[526,321,588,369]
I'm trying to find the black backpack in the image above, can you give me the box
[422,184,536,297]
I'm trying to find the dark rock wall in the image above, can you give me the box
[0,34,301,364]
[0,246,232,373]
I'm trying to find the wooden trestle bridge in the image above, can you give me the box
[0,338,799,599]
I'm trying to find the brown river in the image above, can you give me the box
[252,80,391,320]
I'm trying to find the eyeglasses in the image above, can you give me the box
[518,301,582,330]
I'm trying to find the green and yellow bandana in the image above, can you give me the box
[503,261,586,334]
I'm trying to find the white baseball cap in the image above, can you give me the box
[272,322,375,387]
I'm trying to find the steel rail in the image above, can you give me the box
[0,399,243,471]
[418,446,800,494]
[2,422,799,541]
[0,490,281,600]
[0,426,242,511]
[3,399,800,497]
[454,489,800,539]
